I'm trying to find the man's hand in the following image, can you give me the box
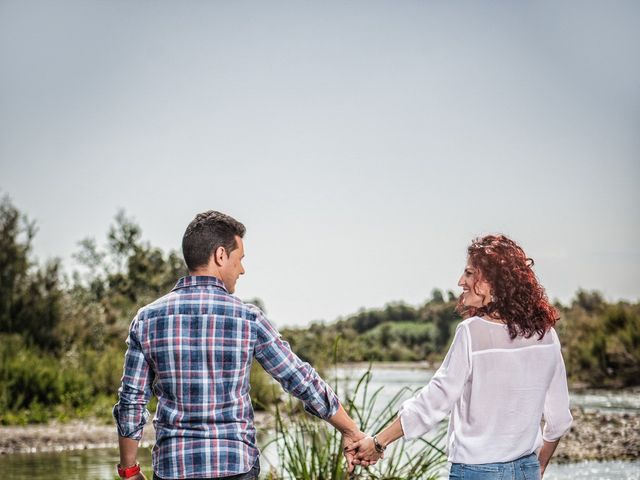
[342,430,365,474]
[346,436,384,467]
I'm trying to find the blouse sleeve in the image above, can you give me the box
[542,329,573,441]
[399,322,472,440]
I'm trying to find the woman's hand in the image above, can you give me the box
[346,436,384,467]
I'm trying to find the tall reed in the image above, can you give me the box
[266,365,447,480]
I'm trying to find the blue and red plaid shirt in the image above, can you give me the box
[113,276,339,479]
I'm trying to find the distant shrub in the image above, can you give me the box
[0,335,94,423]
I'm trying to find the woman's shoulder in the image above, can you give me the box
[453,317,489,342]
[453,317,474,333]
[545,326,560,343]
[455,316,487,335]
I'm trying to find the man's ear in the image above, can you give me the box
[213,246,227,267]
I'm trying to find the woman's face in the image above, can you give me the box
[458,262,492,308]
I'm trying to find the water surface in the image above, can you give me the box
[1,448,638,480]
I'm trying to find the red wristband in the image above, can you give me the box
[117,463,141,478]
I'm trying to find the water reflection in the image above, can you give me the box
[0,447,151,480]
[1,448,638,480]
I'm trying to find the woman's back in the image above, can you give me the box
[447,316,571,463]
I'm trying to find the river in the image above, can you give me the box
[1,366,638,480]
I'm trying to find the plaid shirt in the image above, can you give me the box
[113,276,339,479]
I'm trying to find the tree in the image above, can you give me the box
[0,196,63,351]
[0,196,34,333]
[74,210,188,333]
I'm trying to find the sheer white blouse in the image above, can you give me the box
[399,316,573,464]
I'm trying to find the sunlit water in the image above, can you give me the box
[1,366,638,479]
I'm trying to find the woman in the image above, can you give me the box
[347,235,573,479]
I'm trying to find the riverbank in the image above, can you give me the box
[555,408,640,461]
[0,412,273,455]
[1,408,637,462]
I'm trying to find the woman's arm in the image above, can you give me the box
[538,438,560,478]
[348,323,471,466]
[540,331,572,477]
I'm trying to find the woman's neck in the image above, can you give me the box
[481,313,504,324]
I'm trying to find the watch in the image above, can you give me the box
[117,463,141,478]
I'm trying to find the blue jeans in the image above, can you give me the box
[153,460,260,480]
[449,453,541,480]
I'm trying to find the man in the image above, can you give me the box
[113,210,362,480]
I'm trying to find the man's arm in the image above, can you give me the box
[118,436,147,480]
[253,309,341,419]
[119,436,139,468]
[327,403,360,435]
[252,308,364,466]
[113,316,153,478]
[327,404,365,473]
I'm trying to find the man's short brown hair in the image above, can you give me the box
[182,211,246,272]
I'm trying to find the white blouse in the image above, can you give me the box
[399,316,573,464]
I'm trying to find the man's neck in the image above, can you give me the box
[189,269,222,281]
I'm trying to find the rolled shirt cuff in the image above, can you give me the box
[113,402,150,440]
[303,385,340,420]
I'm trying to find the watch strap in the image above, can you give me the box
[117,463,141,478]
[373,434,386,453]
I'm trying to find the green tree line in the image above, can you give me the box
[0,196,638,425]
[282,290,640,390]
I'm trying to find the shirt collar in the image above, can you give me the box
[172,275,228,293]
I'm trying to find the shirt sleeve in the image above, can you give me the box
[112,315,154,440]
[253,309,339,420]
[399,322,472,440]
[542,330,573,441]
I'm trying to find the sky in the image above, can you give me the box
[1,1,639,328]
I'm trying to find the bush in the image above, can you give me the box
[0,335,95,423]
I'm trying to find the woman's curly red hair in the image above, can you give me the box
[456,234,559,339]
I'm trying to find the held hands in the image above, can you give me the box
[332,407,402,473]
[344,435,385,469]
[342,417,403,472]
